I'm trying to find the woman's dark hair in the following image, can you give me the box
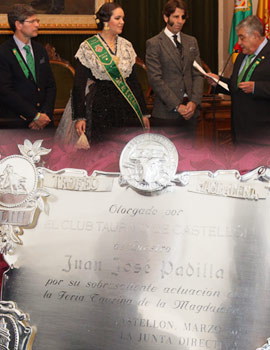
[8,4,36,32]
[163,0,188,20]
[95,3,122,30]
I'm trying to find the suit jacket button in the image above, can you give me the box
[37,103,40,107]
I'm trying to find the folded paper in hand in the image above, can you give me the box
[75,133,90,150]
[193,60,229,92]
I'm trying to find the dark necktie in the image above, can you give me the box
[173,34,183,56]
[237,54,255,84]
[24,44,36,81]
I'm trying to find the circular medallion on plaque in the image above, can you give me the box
[0,155,38,208]
[119,133,178,192]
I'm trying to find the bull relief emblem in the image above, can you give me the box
[0,164,27,201]
[0,140,50,254]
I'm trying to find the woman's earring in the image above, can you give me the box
[104,22,110,30]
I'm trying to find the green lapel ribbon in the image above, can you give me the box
[244,57,262,82]
[12,48,30,79]
[86,35,144,128]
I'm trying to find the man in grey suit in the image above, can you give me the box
[146,0,203,137]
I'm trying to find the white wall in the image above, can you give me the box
[218,0,259,75]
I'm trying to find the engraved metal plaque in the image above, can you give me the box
[1,135,270,350]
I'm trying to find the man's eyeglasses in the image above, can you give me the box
[24,19,40,24]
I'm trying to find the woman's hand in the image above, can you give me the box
[143,116,150,130]
[75,120,86,136]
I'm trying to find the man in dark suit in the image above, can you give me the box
[146,0,203,137]
[0,4,56,129]
[208,16,270,145]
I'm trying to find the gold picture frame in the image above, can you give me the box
[0,0,113,34]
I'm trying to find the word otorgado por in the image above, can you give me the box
[109,204,183,218]
[109,204,158,217]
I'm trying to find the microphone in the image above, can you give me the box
[211,49,238,144]
[219,49,239,79]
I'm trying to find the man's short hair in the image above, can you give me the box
[236,15,264,37]
[163,0,188,19]
[8,4,36,32]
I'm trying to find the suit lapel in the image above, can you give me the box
[11,38,37,84]
[247,40,270,79]
[232,53,245,88]
[160,31,183,73]
[181,33,189,70]
[11,39,27,69]
[32,42,40,83]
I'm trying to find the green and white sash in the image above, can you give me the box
[86,35,144,128]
